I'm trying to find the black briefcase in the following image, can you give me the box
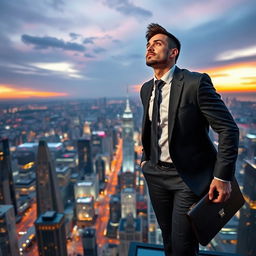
[187,178,245,246]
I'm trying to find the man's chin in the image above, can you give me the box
[146,60,158,67]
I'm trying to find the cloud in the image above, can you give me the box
[31,62,84,79]
[93,47,106,53]
[84,53,95,58]
[216,45,256,61]
[21,34,86,52]
[101,0,152,18]
[83,37,97,44]
[69,32,81,40]
[47,0,65,11]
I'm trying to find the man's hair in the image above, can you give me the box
[146,23,181,62]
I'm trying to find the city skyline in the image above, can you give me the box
[0,0,256,99]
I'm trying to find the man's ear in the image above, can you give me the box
[169,48,178,59]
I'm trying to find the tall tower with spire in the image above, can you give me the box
[122,98,135,173]
[35,140,63,216]
[0,138,17,215]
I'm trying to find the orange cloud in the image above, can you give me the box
[200,61,256,93]
[0,84,68,99]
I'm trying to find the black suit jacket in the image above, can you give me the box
[140,66,239,196]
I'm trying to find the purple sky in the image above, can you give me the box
[0,0,255,98]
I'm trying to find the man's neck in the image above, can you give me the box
[154,64,175,80]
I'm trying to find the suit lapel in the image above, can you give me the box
[168,67,184,143]
[142,79,154,136]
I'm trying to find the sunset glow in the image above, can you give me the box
[200,62,256,92]
[0,85,68,99]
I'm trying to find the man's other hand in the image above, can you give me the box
[208,178,232,203]
[140,161,147,168]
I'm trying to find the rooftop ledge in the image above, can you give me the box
[128,242,241,256]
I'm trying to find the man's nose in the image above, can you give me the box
[147,44,154,52]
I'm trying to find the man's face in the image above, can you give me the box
[146,34,171,67]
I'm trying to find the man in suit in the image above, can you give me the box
[140,23,239,256]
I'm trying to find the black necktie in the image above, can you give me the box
[151,79,165,165]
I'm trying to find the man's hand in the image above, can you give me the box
[140,161,147,168]
[208,178,232,203]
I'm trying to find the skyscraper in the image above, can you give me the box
[77,137,94,175]
[82,228,98,256]
[121,188,136,218]
[122,99,135,173]
[0,205,19,256]
[0,138,17,215]
[118,213,143,256]
[35,211,67,256]
[35,140,63,216]
[237,160,256,256]
[106,194,121,239]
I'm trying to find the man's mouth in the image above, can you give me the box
[147,53,155,58]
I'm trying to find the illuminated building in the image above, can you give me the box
[83,121,91,136]
[121,188,136,218]
[15,177,35,196]
[0,138,17,215]
[56,152,78,169]
[56,166,72,208]
[237,160,256,256]
[118,213,143,256]
[77,138,94,175]
[0,205,19,256]
[106,195,121,239]
[35,211,67,256]
[75,196,95,227]
[95,155,106,184]
[147,195,162,245]
[110,195,121,225]
[245,133,256,160]
[75,176,99,200]
[122,99,135,173]
[35,140,63,216]
[19,161,35,179]
[91,130,113,159]
[119,171,136,190]
[82,228,98,256]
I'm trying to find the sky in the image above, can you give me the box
[0,0,256,99]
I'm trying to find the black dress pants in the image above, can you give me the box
[142,161,200,256]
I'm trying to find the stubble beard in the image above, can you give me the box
[146,57,168,68]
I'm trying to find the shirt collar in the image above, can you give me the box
[154,65,176,85]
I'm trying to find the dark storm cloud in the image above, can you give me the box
[102,0,152,18]
[21,35,86,52]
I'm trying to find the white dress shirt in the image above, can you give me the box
[148,65,176,163]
